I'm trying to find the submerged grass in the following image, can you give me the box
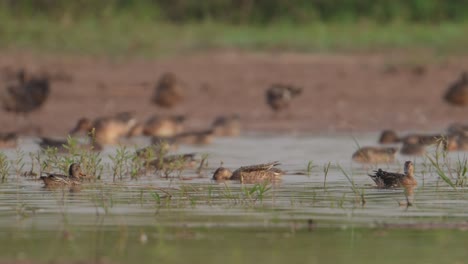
[337,164,366,205]
[1,14,468,56]
[0,153,10,182]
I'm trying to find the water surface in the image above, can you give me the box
[0,134,467,263]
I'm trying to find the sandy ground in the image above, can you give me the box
[0,51,467,136]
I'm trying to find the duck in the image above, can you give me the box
[443,135,459,151]
[173,129,214,145]
[0,132,18,148]
[455,135,468,151]
[404,134,447,146]
[212,114,241,137]
[265,83,302,112]
[126,123,144,138]
[143,115,185,137]
[368,161,417,188]
[400,137,427,156]
[152,129,214,146]
[69,112,137,145]
[146,153,197,170]
[447,123,468,136]
[400,143,426,156]
[38,137,68,152]
[0,69,50,115]
[378,130,400,144]
[135,141,173,159]
[439,133,468,151]
[444,72,468,106]
[379,130,448,146]
[212,161,284,183]
[40,163,85,187]
[399,133,452,156]
[352,146,397,163]
[152,72,184,108]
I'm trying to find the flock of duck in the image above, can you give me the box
[0,69,304,188]
[352,122,468,164]
[1,67,468,192]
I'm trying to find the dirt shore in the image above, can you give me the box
[0,51,467,136]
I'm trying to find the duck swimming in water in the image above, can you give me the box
[40,163,86,187]
[368,161,417,188]
[352,146,397,163]
[212,161,284,183]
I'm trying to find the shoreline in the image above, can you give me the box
[0,51,466,137]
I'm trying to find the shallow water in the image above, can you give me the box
[1,134,468,263]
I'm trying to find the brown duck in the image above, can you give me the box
[152,129,215,146]
[380,130,447,146]
[447,123,468,137]
[266,84,302,112]
[368,161,417,188]
[146,153,197,170]
[0,69,50,115]
[400,142,426,156]
[40,163,85,187]
[135,142,173,159]
[152,72,184,108]
[143,115,185,137]
[212,161,284,183]
[0,132,18,148]
[38,137,102,152]
[69,112,137,145]
[444,72,468,106]
[212,114,241,137]
[378,130,400,144]
[352,146,397,163]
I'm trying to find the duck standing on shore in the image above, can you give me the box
[444,72,468,106]
[152,72,184,108]
[266,84,302,113]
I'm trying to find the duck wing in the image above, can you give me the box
[40,173,79,185]
[231,161,283,182]
[368,169,405,188]
[236,161,281,173]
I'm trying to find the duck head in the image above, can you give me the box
[69,163,84,178]
[404,161,414,176]
[212,167,233,180]
[379,130,400,144]
[69,118,93,135]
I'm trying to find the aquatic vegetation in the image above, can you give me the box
[426,145,457,190]
[323,162,331,188]
[241,182,272,203]
[0,135,465,264]
[196,153,209,176]
[109,145,132,181]
[453,157,468,186]
[0,153,10,183]
[13,148,25,177]
[338,164,366,206]
[305,161,315,176]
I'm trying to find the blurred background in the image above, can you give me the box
[2,0,468,54]
[1,0,468,136]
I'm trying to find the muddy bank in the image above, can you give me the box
[0,51,467,136]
